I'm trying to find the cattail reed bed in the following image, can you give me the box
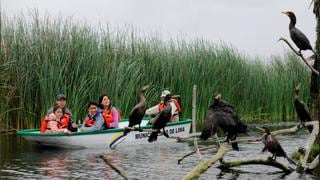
[0,14,310,130]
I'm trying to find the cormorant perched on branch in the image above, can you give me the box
[124,85,149,134]
[200,93,251,151]
[282,11,315,55]
[258,127,297,165]
[294,84,313,133]
[148,94,172,143]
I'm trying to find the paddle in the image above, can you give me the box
[109,132,127,149]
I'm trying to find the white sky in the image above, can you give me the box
[1,0,317,58]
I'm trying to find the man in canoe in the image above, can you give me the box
[47,93,78,132]
[146,89,182,123]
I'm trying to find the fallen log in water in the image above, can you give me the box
[100,154,130,180]
[182,121,319,178]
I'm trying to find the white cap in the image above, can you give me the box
[161,90,171,98]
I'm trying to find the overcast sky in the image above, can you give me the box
[2,0,317,58]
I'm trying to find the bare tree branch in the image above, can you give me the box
[182,143,229,180]
[219,158,294,173]
[178,145,217,164]
[278,37,319,75]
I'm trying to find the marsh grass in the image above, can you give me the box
[0,14,310,130]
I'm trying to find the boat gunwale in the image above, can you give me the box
[17,119,192,137]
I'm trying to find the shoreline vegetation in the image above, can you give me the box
[0,13,311,131]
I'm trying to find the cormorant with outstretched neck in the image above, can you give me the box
[200,93,251,151]
[124,85,149,134]
[294,84,313,133]
[259,126,297,165]
[282,11,315,54]
[148,94,172,142]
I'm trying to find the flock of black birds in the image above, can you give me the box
[122,11,315,165]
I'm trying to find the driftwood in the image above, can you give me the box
[270,121,319,168]
[219,158,294,173]
[182,121,319,178]
[278,37,319,75]
[182,143,229,180]
[100,154,131,180]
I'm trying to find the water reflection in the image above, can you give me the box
[0,127,317,179]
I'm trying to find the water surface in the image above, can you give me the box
[0,128,316,179]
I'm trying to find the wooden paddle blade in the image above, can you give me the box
[109,132,127,149]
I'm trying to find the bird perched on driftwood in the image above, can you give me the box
[124,85,149,134]
[148,94,172,143]
[282,11,315,55]
[200,93,251,151]
[258,126,297,165]
[294,83,313,133]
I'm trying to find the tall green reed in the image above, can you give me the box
[0,14,310,130]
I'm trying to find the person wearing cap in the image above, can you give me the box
[46,93,78,132]
[145,90,182,123]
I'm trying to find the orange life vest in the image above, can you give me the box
[40,116,50,133]
[57,112,71,129]
[102,108,121,128]
[158,99,182,114]
[84,116,96,127]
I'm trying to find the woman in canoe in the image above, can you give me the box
[98,94,121,129]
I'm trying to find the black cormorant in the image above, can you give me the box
[148,95,172,143]
[282,11,315,54]
[259,126,297,165]
[200,93,250,151]
[294,84,313,133]
[124,85,149,134]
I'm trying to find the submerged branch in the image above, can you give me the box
[100,154,131,180]
[278,37,319,75]
[178,145,217,165]
[219,158,294,173]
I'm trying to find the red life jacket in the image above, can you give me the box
[84,116,96,127]
[102,108,121,128]
[40,116,50,133]
[57,112,71,129]
[158,99,182,114]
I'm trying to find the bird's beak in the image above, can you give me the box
[282,12,288,16]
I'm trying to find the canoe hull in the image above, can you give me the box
[18,119,192,149]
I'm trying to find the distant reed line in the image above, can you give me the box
[0,13,310,130]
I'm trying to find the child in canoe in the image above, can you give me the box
[43,105,72,135]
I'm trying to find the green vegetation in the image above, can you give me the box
[309,144,320,161]
[0,14,311,130]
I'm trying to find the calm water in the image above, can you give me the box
[0,128,317,179]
